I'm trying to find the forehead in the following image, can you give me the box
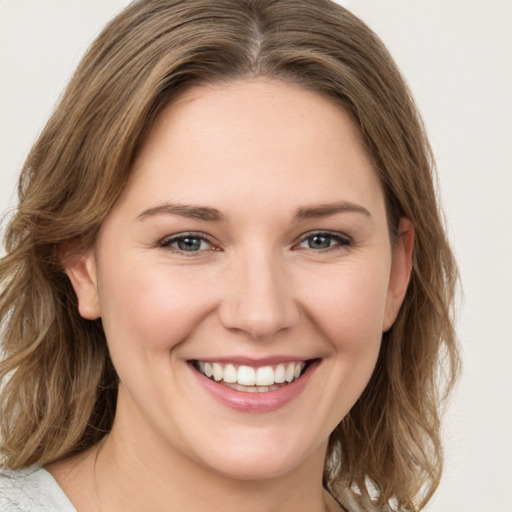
[119,78,384,218]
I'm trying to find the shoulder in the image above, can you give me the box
[0,466,76,512]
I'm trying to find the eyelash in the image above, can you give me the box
[295,231,352,251]
[158,232,216,254]
[158,230,352,255]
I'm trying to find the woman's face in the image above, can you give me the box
[68,78,412,481]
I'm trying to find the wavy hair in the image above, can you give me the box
[0,1,459,510]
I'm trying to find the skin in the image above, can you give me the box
[50,78,413,512]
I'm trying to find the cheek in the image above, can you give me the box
[300,261,390,350]
[97,261,219,355]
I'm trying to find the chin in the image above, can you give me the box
[206,453,307,482]
[189,429,325,482]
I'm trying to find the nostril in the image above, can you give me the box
[217,264,300,339]
[218,298,300,340]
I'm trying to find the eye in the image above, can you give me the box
[160,233,213,252]
[297,231,351,250]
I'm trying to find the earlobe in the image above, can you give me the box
[383,218,414,332]
[61,244,101,320]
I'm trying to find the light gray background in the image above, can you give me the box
[1,1,511,510]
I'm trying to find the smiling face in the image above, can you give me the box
[66,78,413,482]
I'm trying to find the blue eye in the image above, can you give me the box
[298,232,350,250]
[160,233,212,252]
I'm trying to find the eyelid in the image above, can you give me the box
[158,231,218,252]
[294,230,352,250]
[157,230,352,253]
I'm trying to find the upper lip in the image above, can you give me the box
[188,355,316,366]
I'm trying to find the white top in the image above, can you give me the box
[0,466,75,512]
[0,465,361,511]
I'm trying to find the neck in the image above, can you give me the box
[92,420,331,512]
[47,390,341,512]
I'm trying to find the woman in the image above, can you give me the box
[0,1,459,510]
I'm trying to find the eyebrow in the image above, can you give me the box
[138,203,225,222]
[137,200,371,223]
[295,202,371,219]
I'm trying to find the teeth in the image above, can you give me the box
[285,363,295,383]
[195,360,307,391]
[274,364,286,383]
[223,364,237,383]
[255,366,274,386]
[212,363,223,382]
[237,365,256,386]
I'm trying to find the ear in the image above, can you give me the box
[382,218,414,332]
[60,243,101,320]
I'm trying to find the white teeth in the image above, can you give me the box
[212,363,223,382]
[225,383,245,392]
[237,365,256,386]
[255,366,275,386]
[196,360,308,391]
[223,364,237,383]
[274,364,286,383]
[285,363,295,383]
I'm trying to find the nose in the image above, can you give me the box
[218,249,300,339]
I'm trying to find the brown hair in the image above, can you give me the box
[0,1,459,510]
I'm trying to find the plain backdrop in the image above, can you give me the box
[1,1,511,510]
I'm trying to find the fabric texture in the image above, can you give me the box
[0,465,365,511]
[0,466,75,512]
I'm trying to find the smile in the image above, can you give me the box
[192,360,308,393]
[189,358,320,413]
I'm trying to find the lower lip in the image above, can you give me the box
[190,361,319,414]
